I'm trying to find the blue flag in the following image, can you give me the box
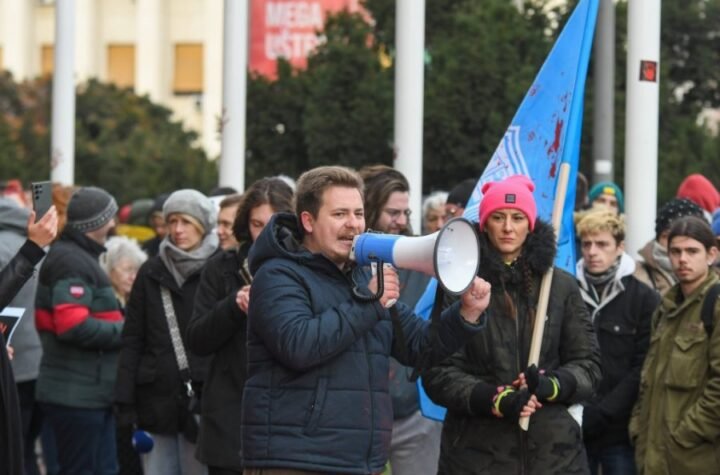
[418,0,600,422]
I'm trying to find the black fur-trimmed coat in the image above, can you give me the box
[422,220,601,475]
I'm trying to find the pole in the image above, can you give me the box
[624,0,661,257]
[519,163,571,431]
[393,0,426,234]
[219,0,248,192]
[592,0,615,184]
[51,0,76,185]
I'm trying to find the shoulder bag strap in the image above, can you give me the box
[701,283,720,336]
[160,286,194,397]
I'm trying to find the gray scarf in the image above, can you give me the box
[651,240,674,274]
[159,233,218,287]
[583,257,621,303]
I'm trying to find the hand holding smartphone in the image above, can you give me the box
[31,181,52,222]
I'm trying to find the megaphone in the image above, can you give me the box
[350,217,480,295]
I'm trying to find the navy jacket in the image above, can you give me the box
[241,213,484,474]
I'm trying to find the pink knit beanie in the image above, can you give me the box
[479,175,537,230]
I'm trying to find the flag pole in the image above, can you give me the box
[519,162,571,431]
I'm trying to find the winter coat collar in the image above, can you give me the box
[249,212,351,279]
[477,219,556,287]
[59,227,106,258]
[576,253,636,312]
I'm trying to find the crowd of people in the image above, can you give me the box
[0,168,718,475]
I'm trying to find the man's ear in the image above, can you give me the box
[299,211,314,235]
[617,240,626,254]
[708,246,718,266]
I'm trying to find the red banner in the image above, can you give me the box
[249,0,362,78]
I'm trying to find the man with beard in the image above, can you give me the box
[630,216,720,474]
[635,198,704,296]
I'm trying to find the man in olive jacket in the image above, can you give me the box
[630,216,720,475]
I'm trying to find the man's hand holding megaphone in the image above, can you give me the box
[459,277,491,325]
[367,264,400,309]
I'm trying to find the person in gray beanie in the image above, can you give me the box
[35,185,123,474]
[116,189,218,475]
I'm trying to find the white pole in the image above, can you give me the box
[219,0,248,192]
[393,0,426,234]
[51,0,76,186]
[624,0,661,257]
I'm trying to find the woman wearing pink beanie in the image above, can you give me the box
[423,175,601,474]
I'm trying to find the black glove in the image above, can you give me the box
[492,386,531,422]
[582,405,610,440]
[525,364,561,402]
[114,403,138,428]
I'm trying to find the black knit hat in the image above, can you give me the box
[447,178,477,208]
[655,198,704,240]
[66,186,118,233]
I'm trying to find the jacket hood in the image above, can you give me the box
[0,197,30,234]
[477,219,556,287]
[637,239,657,266]
[249,212,315,275]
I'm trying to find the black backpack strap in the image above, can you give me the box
[701,283,720,336]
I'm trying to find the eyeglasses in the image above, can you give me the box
[384,208,412,220]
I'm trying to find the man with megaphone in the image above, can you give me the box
[240,165,494,475]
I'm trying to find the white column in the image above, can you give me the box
[203,0,224,159]
[75,0,99,82]
[393,0,426,234]
[219,0,248,191]
[51,0,76,185]
[624,0,661,256]
[2,0,34,80]
[135,0,166,102]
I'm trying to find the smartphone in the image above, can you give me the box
[31,181,53,222]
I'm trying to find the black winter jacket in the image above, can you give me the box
[0,239,43,475]
[115,255,212,435]
[0,240,45,311]
[422,220,602,475]
[575,254,659,450]
[241,213,485,475]
[186,245,250,470]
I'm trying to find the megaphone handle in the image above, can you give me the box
[352,259,385,302]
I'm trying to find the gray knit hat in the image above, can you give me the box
[163,189,215,235]
[66,186,118,233]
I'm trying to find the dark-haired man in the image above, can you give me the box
[630,216,720,474]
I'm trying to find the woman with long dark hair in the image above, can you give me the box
[422,175,601,474]
[186,177,294,475]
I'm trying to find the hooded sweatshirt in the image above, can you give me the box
[0,198,43,382]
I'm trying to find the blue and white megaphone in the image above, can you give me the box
[350,217,480,295]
